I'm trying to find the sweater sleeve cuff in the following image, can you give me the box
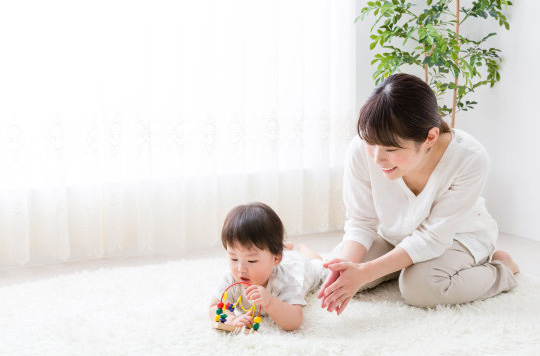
[343,233,375,253]
[397,239,424,264]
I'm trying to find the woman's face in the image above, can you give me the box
[365,140,427,180]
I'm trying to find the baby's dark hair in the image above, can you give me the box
[221,202,284,256]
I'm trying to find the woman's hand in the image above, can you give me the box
[245,285,274,309]
[320,259,372,315]
[317,258,344,307]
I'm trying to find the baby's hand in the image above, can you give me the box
[245,285,274,308]
[230,313,253,328]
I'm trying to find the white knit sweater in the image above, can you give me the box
[342,129,498,264]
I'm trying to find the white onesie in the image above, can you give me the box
[214,250,325,315]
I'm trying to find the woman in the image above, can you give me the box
[318,73,519,313]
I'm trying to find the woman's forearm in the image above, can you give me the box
[363,246,413,283]
[341,240,368,263]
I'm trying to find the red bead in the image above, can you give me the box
[217,302,224,309]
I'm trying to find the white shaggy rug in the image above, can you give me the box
[1,258,539,356]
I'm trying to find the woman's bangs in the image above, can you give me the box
[358,104,405,148]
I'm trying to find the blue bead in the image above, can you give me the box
[220,318,226,323]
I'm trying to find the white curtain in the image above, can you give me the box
[0,0,357,268]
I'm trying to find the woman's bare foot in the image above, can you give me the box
[492,250,520,274]
[284,242,294,251]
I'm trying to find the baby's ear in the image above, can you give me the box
[273,253,283,265]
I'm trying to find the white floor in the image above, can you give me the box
[3,234,539,356]
[1,232,538,287]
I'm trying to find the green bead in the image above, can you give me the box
[253,323,260,330]
[220,313,227,319]
[216,308,223,315]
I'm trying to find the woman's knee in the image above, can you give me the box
[399,263,449,308]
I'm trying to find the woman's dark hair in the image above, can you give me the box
[357,73,451,148]
[221,202,284,256]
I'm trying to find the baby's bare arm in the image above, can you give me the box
[245,285,303,331]
[264,298,303,331]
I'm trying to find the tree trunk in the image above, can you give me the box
[451,0,460,128]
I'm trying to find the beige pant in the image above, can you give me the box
[338,237,518,308]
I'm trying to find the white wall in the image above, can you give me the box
[458,2,540,241]
[356,2,540,241]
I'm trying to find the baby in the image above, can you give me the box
[209,202,325,331]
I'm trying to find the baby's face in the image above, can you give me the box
[226,245,281,287]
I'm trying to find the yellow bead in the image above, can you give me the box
[254,316,261,323]
[214,315,220,322]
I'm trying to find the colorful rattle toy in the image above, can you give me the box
[213,281,262,334]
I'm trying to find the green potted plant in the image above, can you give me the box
[358,0,512,127]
